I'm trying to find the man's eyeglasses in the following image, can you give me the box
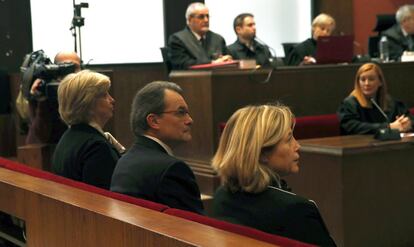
[157,108,190,118]
[191,14,209,20]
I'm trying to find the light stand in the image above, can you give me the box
[70,1,88,62]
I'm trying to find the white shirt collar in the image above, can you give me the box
[190,28,204,41]
[88,121,105,136]
[401,26,410,37]
[143,135,174,156]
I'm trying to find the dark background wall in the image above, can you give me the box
[0,0,32,73]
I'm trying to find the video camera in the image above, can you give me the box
[20,50,77,100]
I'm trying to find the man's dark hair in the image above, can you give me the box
[130,81,183,137]
[233,13,254,34]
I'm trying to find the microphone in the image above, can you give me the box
[254,37,278,69]
[369,97,401,140]
[370,97,389,122]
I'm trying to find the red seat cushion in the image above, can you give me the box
[0,157,168,212]
[294,114,340,139]
[164,208,315,247]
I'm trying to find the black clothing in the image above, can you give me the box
[168,27,229,70]
[382,24,414,61]
[213,185,336,246]
[227,39,272,66]
[286,38,316,66]
[52,124,120,189]
[337,95,413,135]
[110,135,204,214]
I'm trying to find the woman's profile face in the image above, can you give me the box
[92,91,115,126]
[358,69,382,99]
[262,130,301,176]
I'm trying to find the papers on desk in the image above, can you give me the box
[188,59,257,70]
[400,132,414,138]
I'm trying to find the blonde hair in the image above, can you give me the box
[312,13,336,30]
[350,63,389,110]
[58,70,110,125]
[212,104,294,193]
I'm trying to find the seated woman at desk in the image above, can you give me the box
[286,13,336,66]
[338,63,413,135]
[211,104,336,246]
[52,70,124,189]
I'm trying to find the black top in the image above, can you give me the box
[382,24,414,61]
[52,123,120,189]
[168,26,229,70]
[110,135,204,214]
[227,39,272,66]
[286,38,316,66]
[337,95,413,135]
[213,185,336,246]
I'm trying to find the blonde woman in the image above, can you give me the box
[338,63,413,135]
[287,13,336,65]
[52,70,124,189]
[212,104,336,246]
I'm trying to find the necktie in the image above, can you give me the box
[200,37,207,51]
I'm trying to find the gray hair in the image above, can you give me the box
[396,5,414,24]
[185,2,207,22]
[130,81,183,137]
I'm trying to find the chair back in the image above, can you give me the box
[160,47,172,73]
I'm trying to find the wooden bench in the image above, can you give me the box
[0,157,312,247]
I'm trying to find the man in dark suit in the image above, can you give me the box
[382,5,414,60]
[227,13,272,67]
[110,81,204,214]
[167,2,232,70]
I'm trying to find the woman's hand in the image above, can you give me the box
[390,115,412,132]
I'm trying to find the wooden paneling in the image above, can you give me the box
[0,167,277,247]
[285,135,414,247]
[169,62,414,195]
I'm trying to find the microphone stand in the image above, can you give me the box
[370,98,401,140]
[70,1,89,63]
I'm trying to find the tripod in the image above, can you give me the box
[70,1,88,62]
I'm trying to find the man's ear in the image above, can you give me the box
[235,26,242,35]
[146,113,160,130]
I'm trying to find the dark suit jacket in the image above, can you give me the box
[168,26,229,70]
[382,24,414,60]
[213,185,336,246]
[52,123,120,189]
[286,38,316,66]
[337,95,413,135]
[110,135,204,214]
[227,39,272,66]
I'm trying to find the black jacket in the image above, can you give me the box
[227,39,272,66]
[382,24,414,61]
[52,124,120,189]
[168,26,229,70]
[110,135,204,214]
[286,38,316,66]
[337,95,413,135]
[213,185,336,246]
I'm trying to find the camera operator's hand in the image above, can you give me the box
[30,79,47,101]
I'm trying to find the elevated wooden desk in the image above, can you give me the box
[285,135,414,247]
[169,63,414,195]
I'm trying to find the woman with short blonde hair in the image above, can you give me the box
[52,70,124,189]
[287,13,336,65]
[212,104,293,193]
[212,104,336,246]
[58,70,111,126]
